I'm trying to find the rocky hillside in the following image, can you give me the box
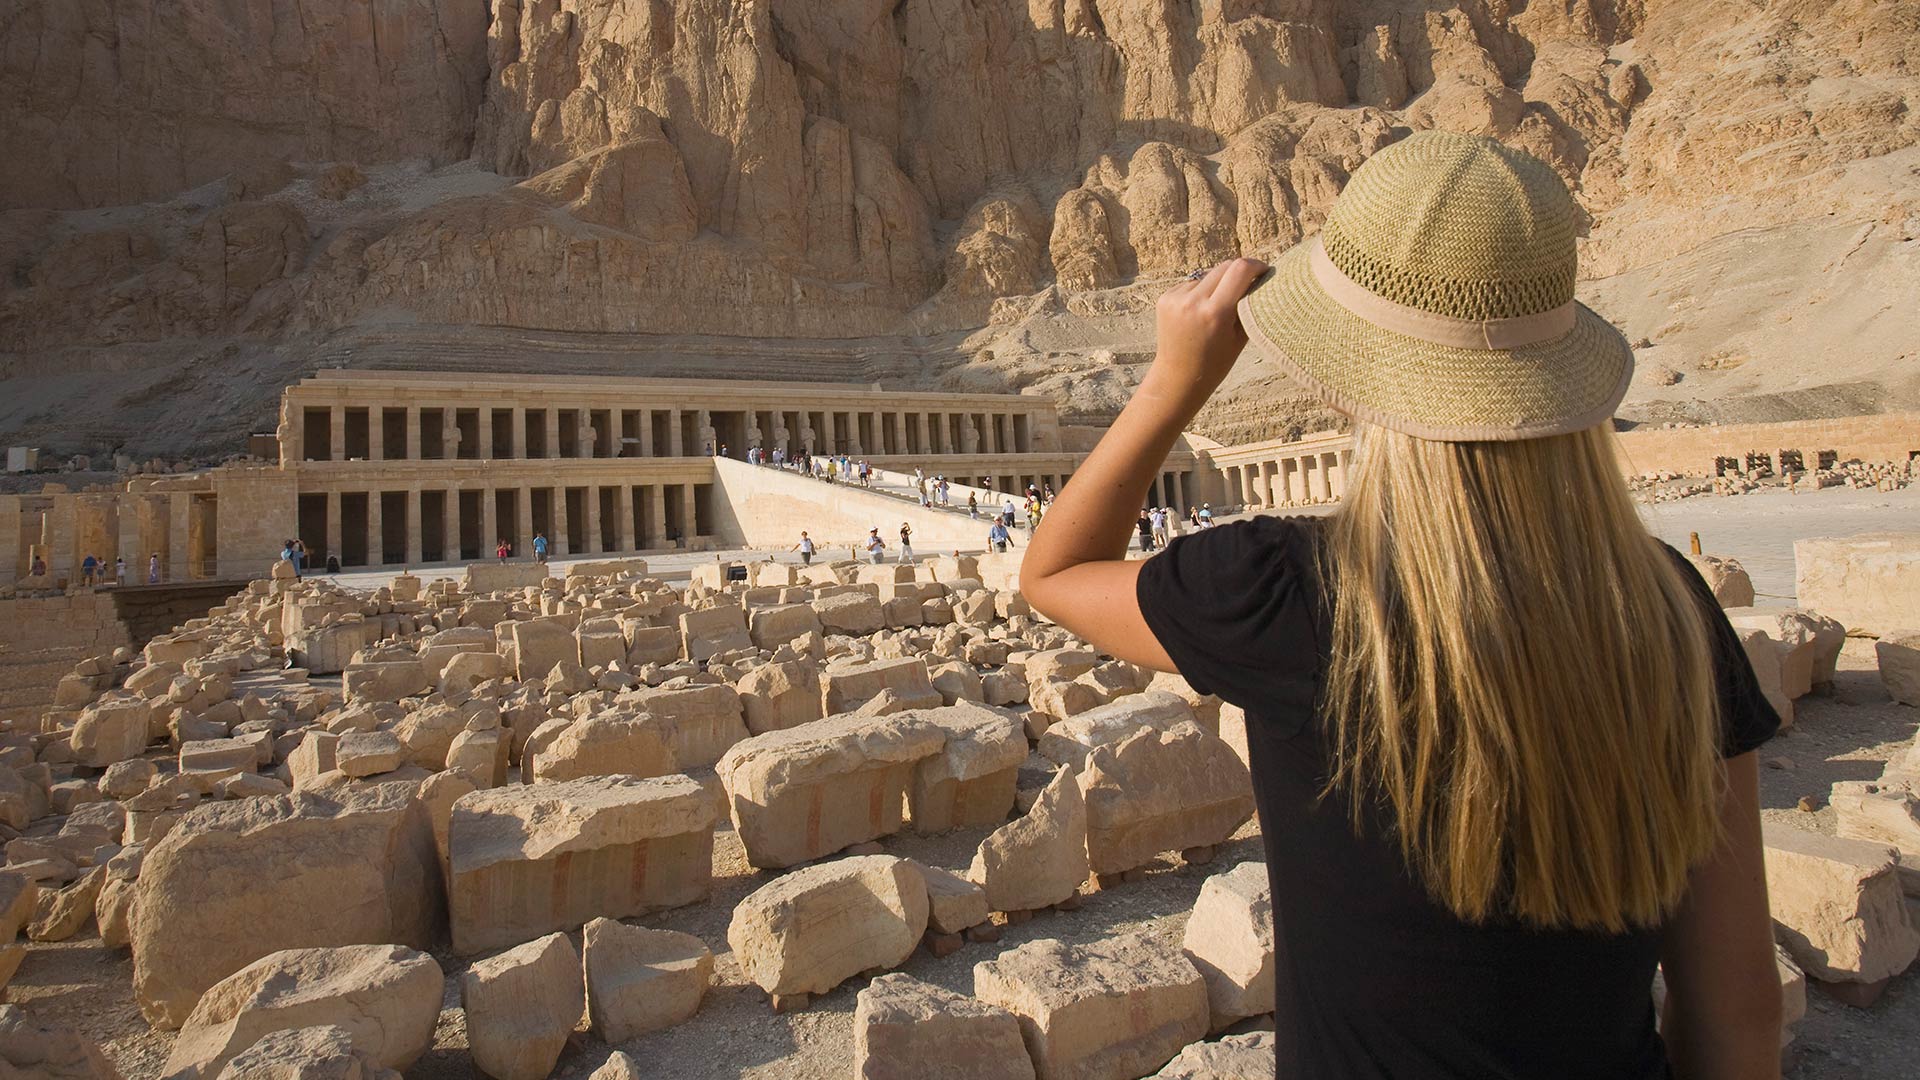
[0,0,1915,456]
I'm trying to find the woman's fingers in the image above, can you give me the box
[1208,257,1269,305]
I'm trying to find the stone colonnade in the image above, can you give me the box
[1213,441,1355,511]
[0,489,211,586]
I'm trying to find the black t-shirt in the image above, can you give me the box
[1135,516,1779,1080]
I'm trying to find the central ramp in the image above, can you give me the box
[708,458,1016,557]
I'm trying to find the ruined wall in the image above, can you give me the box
[1614,414,1920,477]
[0,592,131,728]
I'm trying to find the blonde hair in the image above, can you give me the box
[1322,423,1721,932]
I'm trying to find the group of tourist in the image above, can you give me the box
[54,551,163,585]
[1133,503,1215,552]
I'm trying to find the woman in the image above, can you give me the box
[1021,133,1781,1079]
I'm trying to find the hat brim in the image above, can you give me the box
[1235,240,1632,442]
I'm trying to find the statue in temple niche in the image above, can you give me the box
[960,417,980,454]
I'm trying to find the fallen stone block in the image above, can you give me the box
[1079,723,1255,876]
[441,650,511,695]
[162,944,442,1079]
[588,1052,645,1080]
[449,774,717,955]
[1151,1032,1276,1079]
[1877,630,1920,706]
[727,855,929,1000]
[749,603,823,652]
[583,916,713,1043]
[70,696,152,767]
[969,766,1088,913]
[1763,822,1920,995]
[508,616,576,681]
[624,684,748,769]
[1735,629,1794,728]
[28,865,104,942]
[854,972,1036,1080]
[340,661,428,705]
[822,656,941,714]
[464,562,550,593]
[1795,533,1920,635]
[975,932,1208,1080]
[214,1024,391,1080]
[1,870,40,940]
[334,731,403,778]
[717,712,945,869]
[131,782,443,1028]
[1181,862,1275,1031]
[576,619,629,670]
[681,605,751,661]
[1038,692,1197,770]
[1688,553,1755,608]
[0,1004,122,1080]
[462,932,584,1080]
[736,660,824,734]
[530,714,680,783]
[1830,780,1920,893]
[918,862,990,935]
[816,592,887,635]
[910,703,1026,832]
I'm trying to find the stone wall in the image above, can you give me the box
[1615,415,1920,477]
[0,591,131,728]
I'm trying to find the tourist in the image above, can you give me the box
[987,519,1013,552]
[719,443,728,458]
[292,539,308,574]
[967,492,979,519]
[1044,482,1056,503]
[1135,510,1154,552]
[80,552,99,585]
[31,555,46,577]
[793,531,816,566]
[938,476,951,506]
[1151,506,1169,548]
[865,527,887,564]
[532,532,549,564]
[114,556,126,585]
[496,539,510,563]
[1187,505,1201,530]
[1017,134,1781,1078]
[899,522,914,563]
[1001,499,1016,527]
[147,553,160,584]
[1198,502,1213,527]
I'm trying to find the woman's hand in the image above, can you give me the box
[1140,257,1269,412]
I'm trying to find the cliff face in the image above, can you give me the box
[0,0,1916,454]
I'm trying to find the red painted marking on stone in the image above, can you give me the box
[806,788,823,855]
[630,840,650,900]
[552,850,573,915]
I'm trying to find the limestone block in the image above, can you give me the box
[1726,608,1827,699]
[179,738,259,781]
[969,766,1088,913]
[1181,862,1274,1031]
[99,758,157,799]
[625,684,748,768]
[822,656,941,714]
[1795,534,1920,635]
[1736,629,1794,728]
[917,862,990,935]
[436,650,509,696]
[1079,724,1256,876]
[727,855,930,998]
[1029,677,1104,721]
[928,661,984,705]
[681,605,751,661]
[287,623,376,676]
[736,660,824,734]
[531,714,680,783]
[445,729,509,787]
[1762,822,1920,986]
[162,944,442,1079]
[589,1052,645,1080]
[910,703,1026,832]
[1151,1032,1276,1079]
[974,932,1208,1080]
[508,616,576,680]
[983,670,1028,706]
[389,703,469,769]
[463,562,549,593]
[576,619,628,671]
[448,774,717,955]
[953,591,996,626]
[1686,553,1755,608]
[717,712,945,868]
[1038,692,1197,770]
[215,1024,389,1080]
[1876,630,1920,706]
[0,1004,122,1080]
[334,732,403,778]
[287,731,338,790]
[0,945,20,995]
[1830,780,1920,891]
[341,661,428,705]
[749,603,822,652]
[582,917,713,1043]
[1025,649,1098,684]
[131,782,443,1028]
[854,973,1036,1080]
[625,625,681,667]
[1,869,41,940]
[96,875,138,949]
[461,933,584,1080]
[566,557,649,579]
[1143,672,1221,734]
[28,865,104,942]
[71,696,152,767]
[815,591,887,635]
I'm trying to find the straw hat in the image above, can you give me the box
[1236,130,1630,442]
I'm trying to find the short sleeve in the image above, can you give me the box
[1134,518,1326,721]
[1664,547,1783,757]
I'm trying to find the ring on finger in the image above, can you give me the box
[1186,268,1206,281]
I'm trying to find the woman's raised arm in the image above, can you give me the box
[1019,257,1266,670]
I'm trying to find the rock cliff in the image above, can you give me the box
[0,0,1915,455]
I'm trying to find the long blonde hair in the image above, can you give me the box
[1322,423,1721,932]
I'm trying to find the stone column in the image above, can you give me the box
[637,409,653,458]
[545,408,561,458]
[682,482,698,538]
[511,409,527,458]
[279,402,302,465]
[116,499,140,577]
[615,485,635,552]
[668,409,684,456]
[1172,471,1186,510]
[481,487,498,553]
[329,407,346,462]
[169,493,194,580]
[745,408,760,451]
[912,412,928,456]
[516,487,533,551]
[579,411,595,459]
[368,409,384,462]
[648,485,667,547]
[325,491,342,568]
[367,491,385,567]
[478,409,495,460]
[552,486,570,556]
[1256,461,1273,507]
[821,410,837,455]
[1309,458,1329,502]
[404,487,424,565]
[444,486,461,562]
[583,485,602,554]
[397,407,416,461]
[1327,452,1345,498]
